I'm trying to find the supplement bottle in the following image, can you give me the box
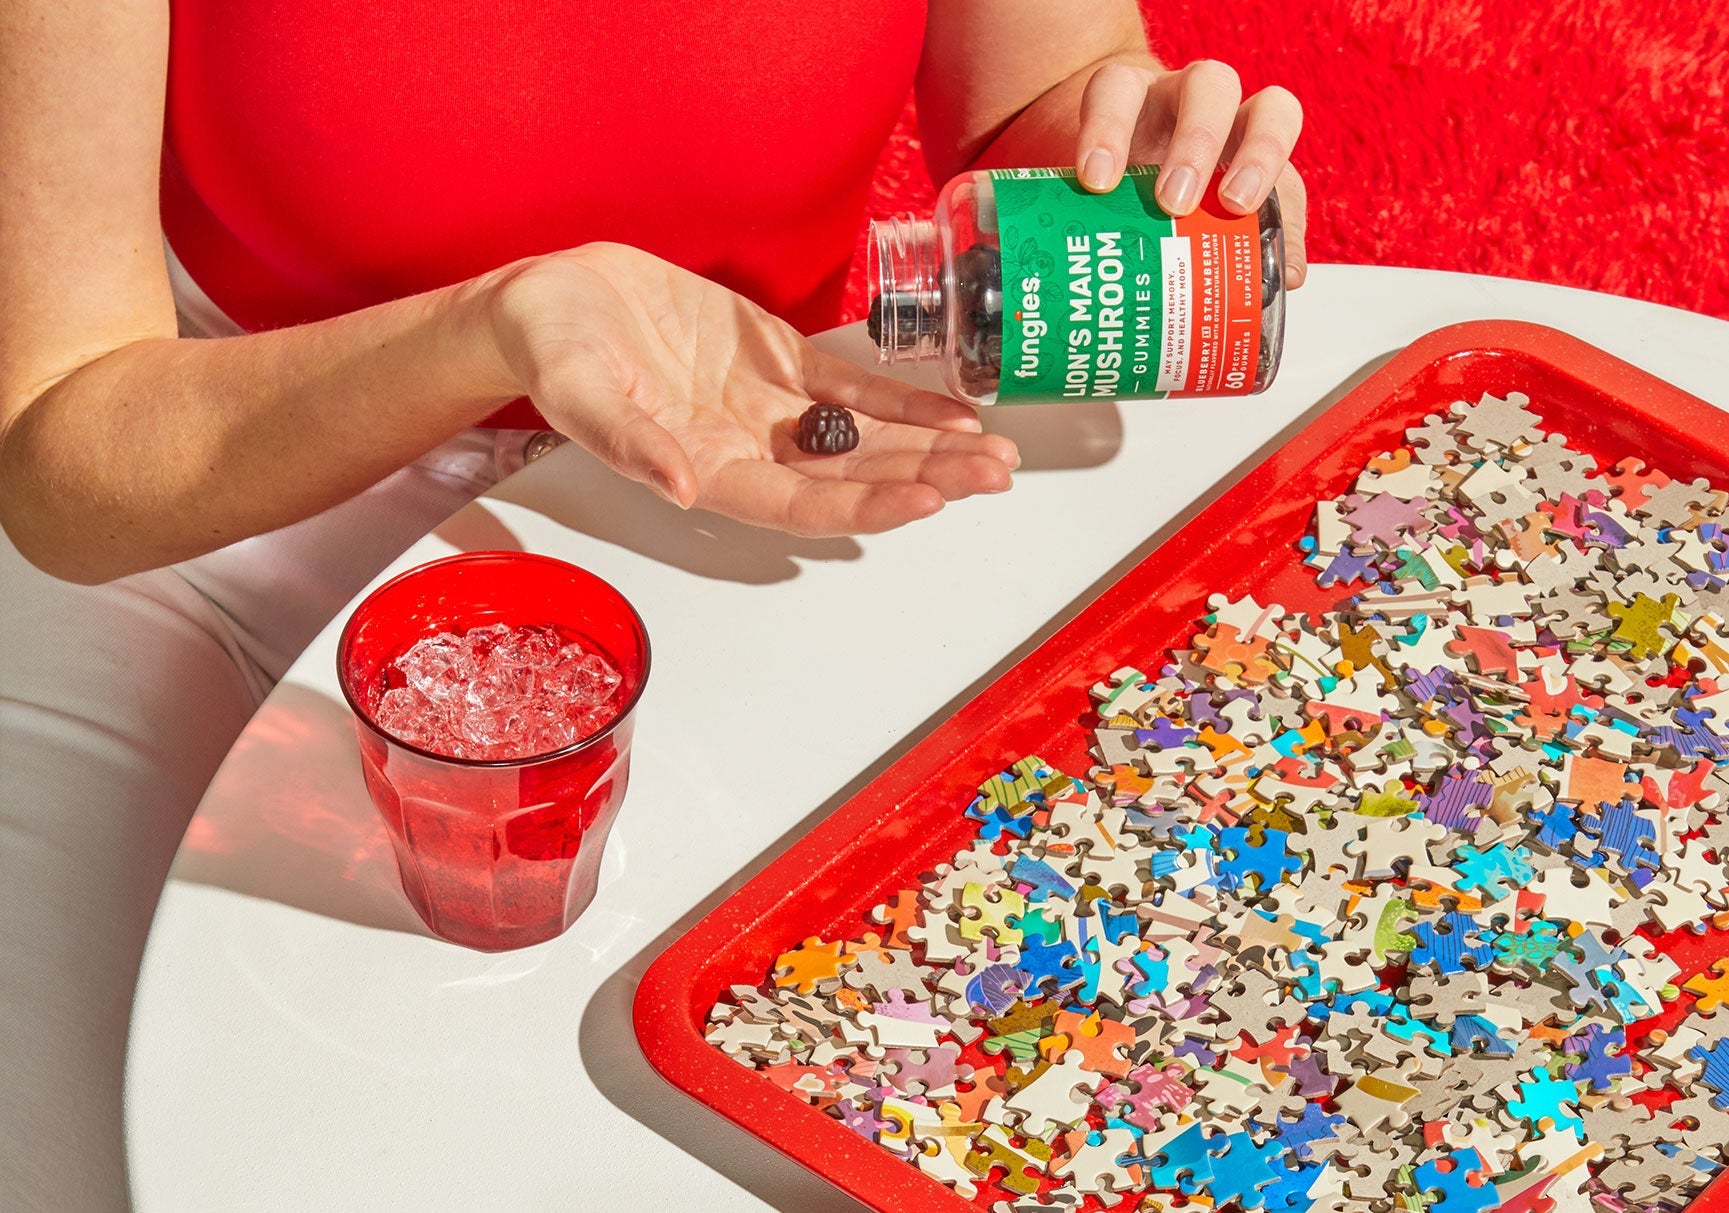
[868,167,1284,405]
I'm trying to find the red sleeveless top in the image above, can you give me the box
[161,2,926,427]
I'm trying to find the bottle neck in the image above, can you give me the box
[866,216,943,364]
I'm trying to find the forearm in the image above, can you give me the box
[959,49,1165,174]
[0,269,521,584]
[921,7,1306,270]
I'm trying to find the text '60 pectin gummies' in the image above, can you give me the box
[868,167,1285,406]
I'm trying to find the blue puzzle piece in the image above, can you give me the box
[1179,823,1220,852]
[1141,1120,1214,1191]
[1692,1039,1729,1110]
[1203,1130,1291,1210]
[1566,1024,1629,1092]
[1677,705,1726,736]
[1384,1013,1452,1057]
[1008,853,1075,901]
[1261,1157,1323,1213]
[1504,1070,1585,1136]
[1578,797,1662,883]
[964,796,1036,840]
[1309,988,1396,1025]
[1124,947,1169,1000]
[1266,1104,1346,1158]
[1217,827,1303,895]
[1147,850,1188,881]
[1530,801,1581,850]
[1097,903,1140,944]
[1075,930,1103,1005]
[1015,937,1085,995]
[1603,978,1655,1022]
[1452,843,1536,900]
[1450,1015,1515,1056]
[1413,1149,1497,1213]
[1288,963,1326,1002]
[1410,912,1495,975]
[1654,722,1729,761]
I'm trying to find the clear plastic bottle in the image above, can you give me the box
[868,167,1285,406]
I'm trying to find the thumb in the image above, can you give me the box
[551,387,698,508]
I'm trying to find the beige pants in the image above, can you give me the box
[0,251,537,1210]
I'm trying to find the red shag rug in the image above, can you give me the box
[842,0,1729,324]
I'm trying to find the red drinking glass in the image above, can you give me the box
[336,552,650,951]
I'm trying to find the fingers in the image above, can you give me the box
[1219,86,1303,215]
[1147,60,1242,215]
[702,423,1019,537]
[794,448,1013,501]
[802,348,983,433]
[1275,167,1309,288]
[545,384,699,508]
[703,460,948,538]
[782,425,1018,500]
[1076,61,1157,192]
[843,422,1019,470]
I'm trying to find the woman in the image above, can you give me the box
[0,0,1305,1205]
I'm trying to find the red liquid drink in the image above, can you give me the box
[337,553,650,951]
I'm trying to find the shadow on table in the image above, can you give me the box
[171,682,433,939]
[488,445,865,586]
[575,351,1395,1209]
[483,395,1124,589]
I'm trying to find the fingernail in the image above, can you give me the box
[1160,165,1200,214]
[650,471,685,508]
[1222,165,1264,211]
[1081,148,1116,191]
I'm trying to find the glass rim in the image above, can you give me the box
[334,551,652,769]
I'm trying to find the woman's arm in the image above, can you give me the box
[1,2,1015,585]
[916,0,1307,284]
[0,1,527,583]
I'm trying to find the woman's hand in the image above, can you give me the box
[484,243,1018,537]
[1073,60,1307,288]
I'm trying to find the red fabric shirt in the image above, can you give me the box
[161,1,926,426]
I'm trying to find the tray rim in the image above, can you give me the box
[631,318,1729,1211]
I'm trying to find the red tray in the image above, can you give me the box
[634,320,1729,1212]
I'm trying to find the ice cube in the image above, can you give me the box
[396,631,467,700]
[489,623,563,671]
[378,623,626,760]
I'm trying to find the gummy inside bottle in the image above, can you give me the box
[869,174,1287,401]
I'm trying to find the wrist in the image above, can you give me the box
[453,255,547,403]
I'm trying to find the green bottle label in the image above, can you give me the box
[990,167,1264,404]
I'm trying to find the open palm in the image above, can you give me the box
[489,243,1018,536]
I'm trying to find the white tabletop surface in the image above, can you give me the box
[125,265,1729,1212]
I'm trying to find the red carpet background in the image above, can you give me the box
[841,0,1729,324]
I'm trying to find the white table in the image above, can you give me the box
[125,266,1729,1211]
